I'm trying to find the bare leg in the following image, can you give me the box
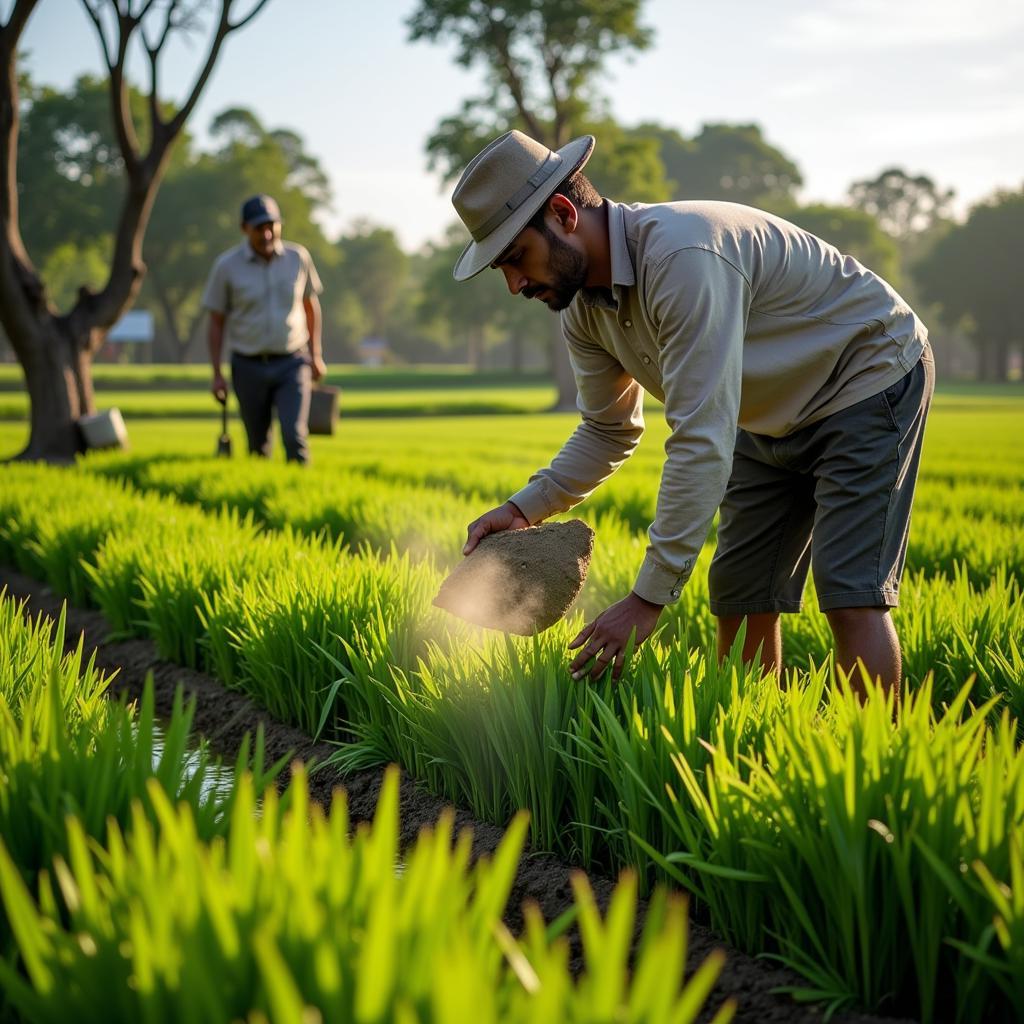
[825,607,901,699]
[716,613,782,675]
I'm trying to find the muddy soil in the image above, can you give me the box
[0,568,914,1024]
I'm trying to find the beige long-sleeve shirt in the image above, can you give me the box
[508,200,927,605]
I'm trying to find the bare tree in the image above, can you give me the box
[0,0,270,461]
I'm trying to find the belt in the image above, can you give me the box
[233,351,294,362]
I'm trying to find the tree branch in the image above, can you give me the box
[81,1,144,170]
[146,0,177,51]
[0,0,41,37]
[229,0,271,32]
[540,42,567,145]
[167,0,271,137]
[485,14,544,143]
[135,0,160,22]
[70,0,273,338]
[144,43,161,130]
[80,0,114,67]
[0,0,46,338]
[139,0,177,132]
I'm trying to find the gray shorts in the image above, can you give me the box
[708,349,934,615]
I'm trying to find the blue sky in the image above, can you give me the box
[18,0,1024,250]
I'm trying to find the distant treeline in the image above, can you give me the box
[4,73,1021,380]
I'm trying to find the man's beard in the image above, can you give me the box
[526,225,587,311]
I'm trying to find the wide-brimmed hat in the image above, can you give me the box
[451,131,595,281]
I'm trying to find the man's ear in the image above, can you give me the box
[549,193,579,232]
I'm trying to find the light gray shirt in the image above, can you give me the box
[509,200,928,605]
[201,241,322,356]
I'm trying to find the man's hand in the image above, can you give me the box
[309,354,327,382]
[569,592,664,682]
[211,372,228,403]
[463,501,530,555]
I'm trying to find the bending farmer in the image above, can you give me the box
[453,131,933,695]
[203,193,325,464]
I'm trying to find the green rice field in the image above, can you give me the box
[0,364,560,418]
[0,372,1022,1022]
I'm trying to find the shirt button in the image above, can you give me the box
[642,355,651,364]
[623,319,633,328]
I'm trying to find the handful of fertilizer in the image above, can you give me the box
[434,520,594,635]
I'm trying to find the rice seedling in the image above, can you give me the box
[0,594,283,955]
[0,383,1020,1023]
[642,678,1024,1020]
[0,767,733,1024]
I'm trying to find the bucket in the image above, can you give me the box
[307,385,340,436]
[78,408,128,450]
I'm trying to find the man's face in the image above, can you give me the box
[491,218,587,312]
[243,219,281,259]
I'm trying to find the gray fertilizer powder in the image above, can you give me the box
[434,520,595,635]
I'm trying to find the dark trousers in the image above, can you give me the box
[230,352,311,464]
[709,348,934,615]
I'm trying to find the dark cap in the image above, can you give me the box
[240,194,281,226]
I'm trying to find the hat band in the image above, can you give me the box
[470,151,562,243]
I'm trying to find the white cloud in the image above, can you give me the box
[841,101,1024,149]
[959,62,1021,84]
[776,0,1024,50]
[766,76,835,102]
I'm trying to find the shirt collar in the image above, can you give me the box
[579,201,635,309]
[245,240,285,262]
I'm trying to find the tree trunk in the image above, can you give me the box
[1,177,151,460]
[929,331,951,380]
[510,331,523,375]
[976,340,989,381]
[150,269,187,359]
[467,324,483,371]
[0,0,273,459]
[549,318,576,410]
[977,338,1007,382]
[182,309,205,363]
[994,340,1009,382]
[11,313,92,461]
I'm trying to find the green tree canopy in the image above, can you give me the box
[17,73,186,277]
[2,0,273,461]
[848,167,954,240]
[15,73,337,360]
[140,106,335,358]
[327,222,409,346]
[639,121,802,208]
[414,225,512,369]
[409,0,652,163]
[584,118,668,202]
[408,0,657,399]
[914,188,1024,380]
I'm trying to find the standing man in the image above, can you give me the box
[454,131,933,696]
[203,193,326,464]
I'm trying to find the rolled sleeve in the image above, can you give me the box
[507,320,645,524]
[633,248,749,605]
[302,247,323,298]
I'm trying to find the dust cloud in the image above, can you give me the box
[433,520,594,635]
